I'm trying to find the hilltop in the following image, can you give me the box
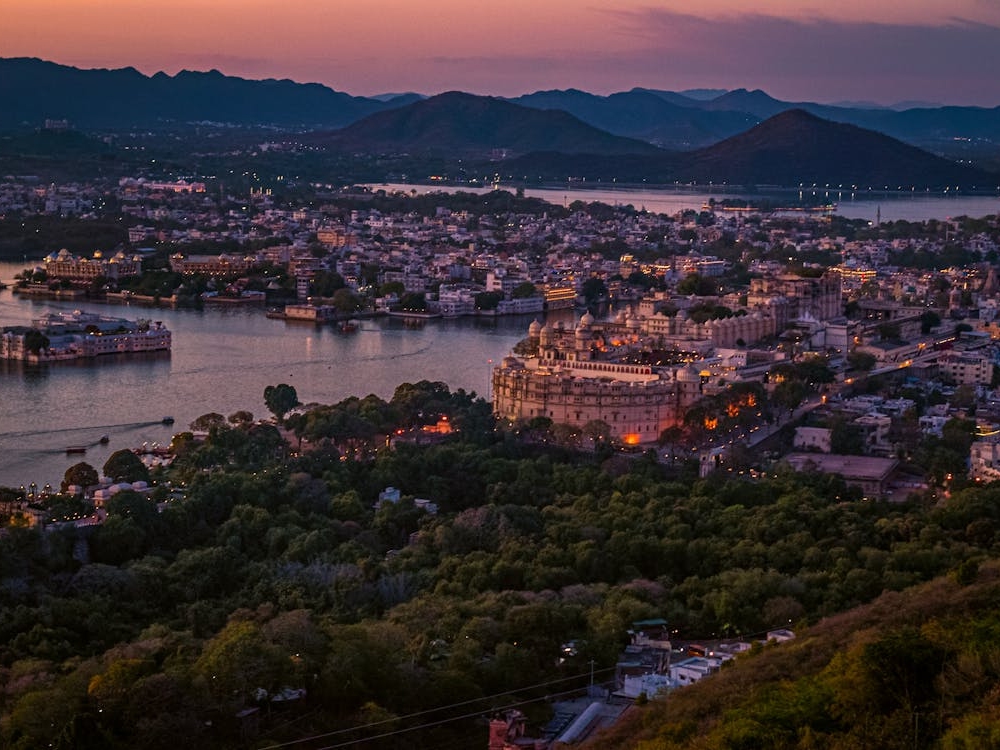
[585,561,1000,749]
[318,91,663,158]
[501,109,997,188]
[0,57,411,129]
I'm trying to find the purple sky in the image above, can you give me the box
[5,1,1000,105]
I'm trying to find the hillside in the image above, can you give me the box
[585,561,1000,749]
[501,109,998,188]
[516,86,1000,163]
[509,89,756,149]
[321,91,664,157]
[679,109,997,187]
[0,57,409,129]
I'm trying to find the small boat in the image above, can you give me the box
[99,435,109,444]
[162,416,175,425]
[66,446,87,454]
[338,320,358,333]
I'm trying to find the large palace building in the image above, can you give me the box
[491,313,707,444]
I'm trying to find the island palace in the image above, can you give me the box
[1,310,171,363]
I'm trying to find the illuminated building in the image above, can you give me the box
[43,248,143,281]
[491,314,705,444]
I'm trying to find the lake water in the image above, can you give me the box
[376,183,1000,224]
[0,268,531,489]
[3,186,999,489]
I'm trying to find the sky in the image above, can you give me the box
[4,0,1000,105]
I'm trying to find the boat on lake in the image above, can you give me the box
[66,446,87,454]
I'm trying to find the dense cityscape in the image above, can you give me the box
[3,156,1000,746]
[4,6,1000,743]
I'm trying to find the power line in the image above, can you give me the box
[309,685,597,750]
[261,666,616,749]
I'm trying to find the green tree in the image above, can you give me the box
[398,292,427,311]
[264,383,299,424]
[877,322,901,342]
[62,462,99,492]
[332,288,361,313]
[190,413,226,432]
[581,277,607,306]
[920,310,942,334]
[511,282,537,299]
[379,281,405,297]
[772,379,808,414]
[23,328,49,354]
[677,273,716,296]
[102,450,150,484]
[847,350,877,372]
[475,291,503,310]
[228,410,254,426]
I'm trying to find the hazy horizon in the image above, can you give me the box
[5,1,1000,107]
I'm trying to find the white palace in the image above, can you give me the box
[491,313,708,445]
[1,310,171,363]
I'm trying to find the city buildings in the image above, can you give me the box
[492,314,705,444]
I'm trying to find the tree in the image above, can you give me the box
[677,273,716,296]
[228,410,254,426]
[190,413,226,432]
[331,288,361,314]
[511,282,537,299]
[398,292,426,311]
[62,462,99,493]
[847,350,877,372]
[103,450,150,484]
[772,379,808,414]
[583,419,612,445]
[920,310,942,334]
[581,277,607,306]
[379,281,405,297]
[877,322,901,342]
[23,328,49,354]
[310,270,345,297]
[475,291,503,310]
[264,383,299,424]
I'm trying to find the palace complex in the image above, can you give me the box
[490,274,842,445]
[491,312,709,444]
[0,310,171,363]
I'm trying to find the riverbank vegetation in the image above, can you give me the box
[1,382,999,748]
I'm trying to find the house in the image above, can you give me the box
[783,453,899,498]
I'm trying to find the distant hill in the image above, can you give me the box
[319,91,663,157]
[0,57,410,129]
[509,89,755,149]
[513,86,1000,161]
[679,109,997,187]
[673,88,1000,151]
[501,109,997,188]
[3,58,1000,165]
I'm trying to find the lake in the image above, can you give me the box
[3,185,999,489]
[0,270,532,489]
[374,182,1000,224]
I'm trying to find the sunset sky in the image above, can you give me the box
[5,0,1000,105]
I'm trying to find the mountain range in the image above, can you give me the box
[5,58,1000,151]
[2,57,999,188]
[0,58,413,129]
